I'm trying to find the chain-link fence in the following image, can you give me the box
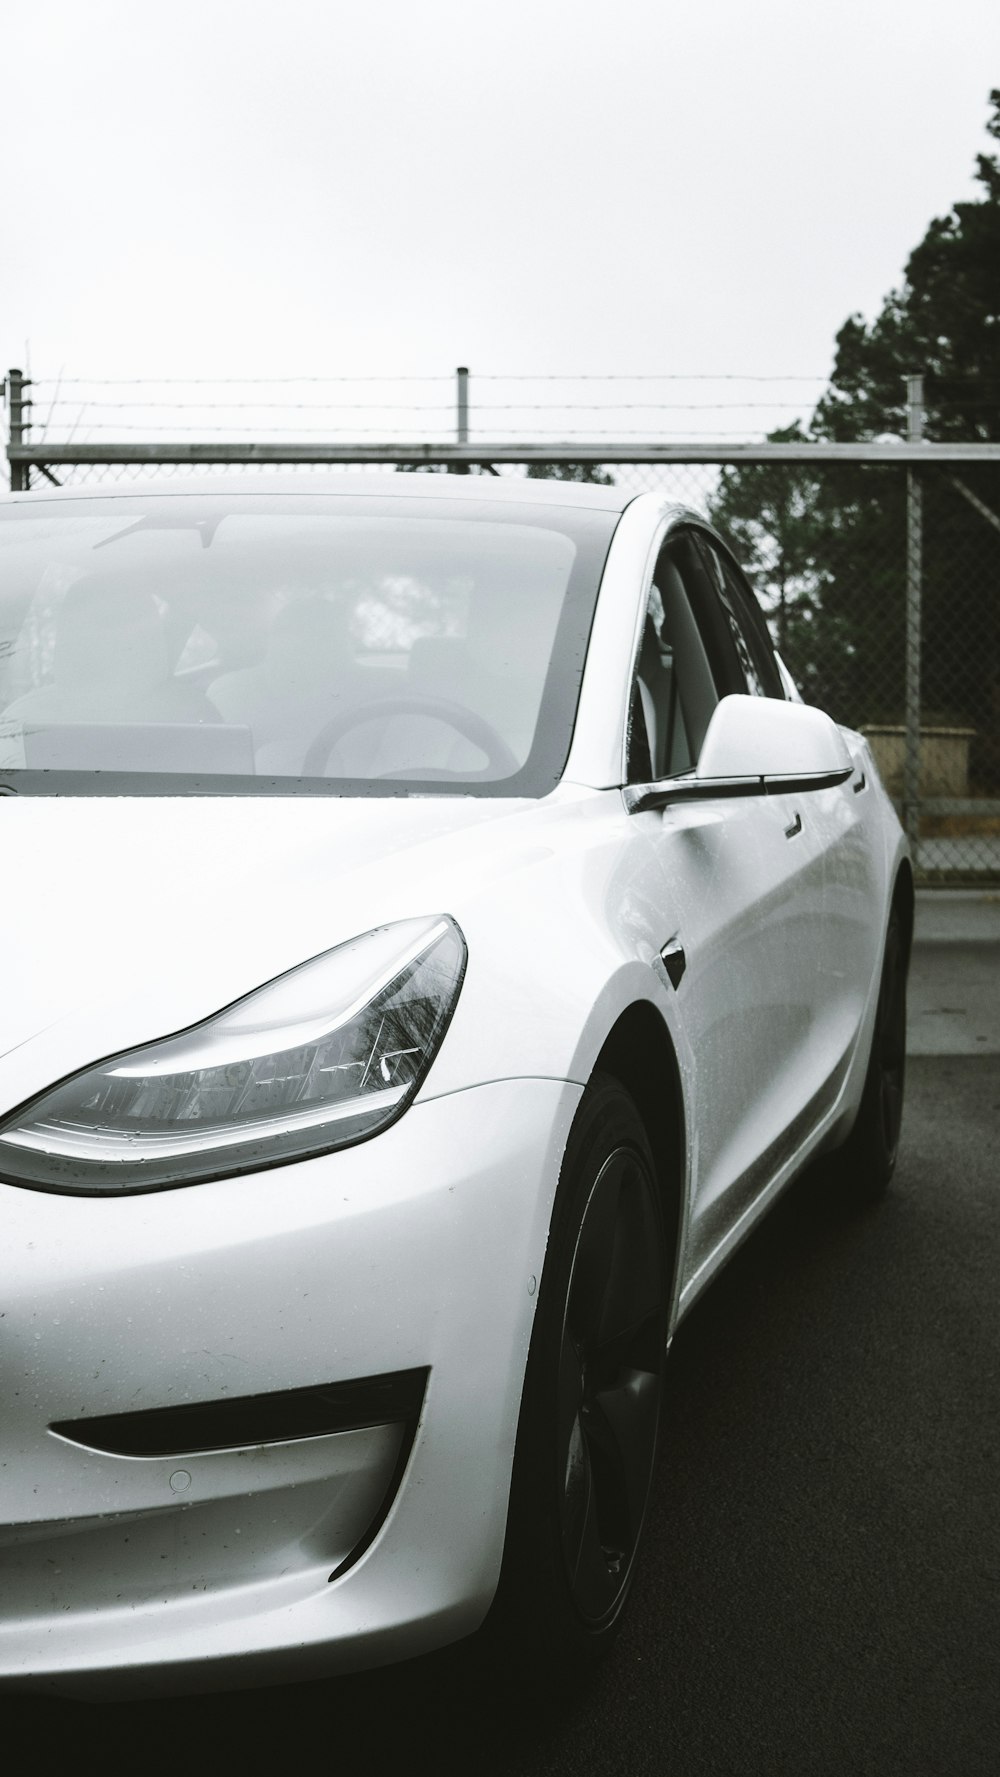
[706,455,1000,884]
[5,374,999,883]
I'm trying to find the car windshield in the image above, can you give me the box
[0,491,617,797]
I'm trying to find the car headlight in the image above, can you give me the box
[0,915,466,1195]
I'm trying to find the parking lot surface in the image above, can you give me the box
[4,893,998,1774]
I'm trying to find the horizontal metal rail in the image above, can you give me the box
[8,440,1000,468]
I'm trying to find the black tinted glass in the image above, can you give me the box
[696,536,784,700]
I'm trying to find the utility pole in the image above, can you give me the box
[903,373,924,862]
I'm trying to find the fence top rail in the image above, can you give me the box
[6,440,1000,468]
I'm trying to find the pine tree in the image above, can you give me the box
[710,91,1000,782]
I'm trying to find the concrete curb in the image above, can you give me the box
[914,890,1000,945]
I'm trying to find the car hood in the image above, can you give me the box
[0,790,576,1114]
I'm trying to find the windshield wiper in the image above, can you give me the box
[93,513,223,551]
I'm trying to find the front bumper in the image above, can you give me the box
[0,1076,581,1696]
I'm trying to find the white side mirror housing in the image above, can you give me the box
[696,694,852,782]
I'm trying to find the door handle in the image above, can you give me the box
[784,811,803,840]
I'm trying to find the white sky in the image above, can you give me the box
[3,0,1000,444]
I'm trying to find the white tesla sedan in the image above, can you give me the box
[0,474,909,1696]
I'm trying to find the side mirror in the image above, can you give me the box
[625,694,853,814]
[696,694,852,780]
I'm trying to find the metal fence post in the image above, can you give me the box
[6,367,31,491]
[903,374,924,863]
[456,367,469,444]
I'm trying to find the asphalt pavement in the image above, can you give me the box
[5,893,999,1774]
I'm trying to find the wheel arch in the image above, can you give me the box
[590,1001,687,1326]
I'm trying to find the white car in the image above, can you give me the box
[0,474,909,1696]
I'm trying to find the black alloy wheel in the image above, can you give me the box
[487,1075,671,1672]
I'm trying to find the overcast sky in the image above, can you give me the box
[4,0,1000,444]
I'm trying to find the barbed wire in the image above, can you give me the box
[34,398,822,414]
[23,375,455,387]
[19,368,988,449]
[39,401,462,413]
[474,373,830,383]
[20,372,989,398]
[23,371,832,388]
[24,423,800,438]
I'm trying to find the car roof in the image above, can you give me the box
[1,470,633,514]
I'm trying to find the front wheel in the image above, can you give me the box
[485,1075,671,1675]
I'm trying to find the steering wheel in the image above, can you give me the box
[302,694,520,780]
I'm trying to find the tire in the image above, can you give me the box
[484,1074,671,1678]
[838,902,908,1202]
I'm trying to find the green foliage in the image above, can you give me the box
[399,461,615,482]
[815,88,1000,446]
[525,462,615,484]
[710,423,825,656]
[709,92,1000,779]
